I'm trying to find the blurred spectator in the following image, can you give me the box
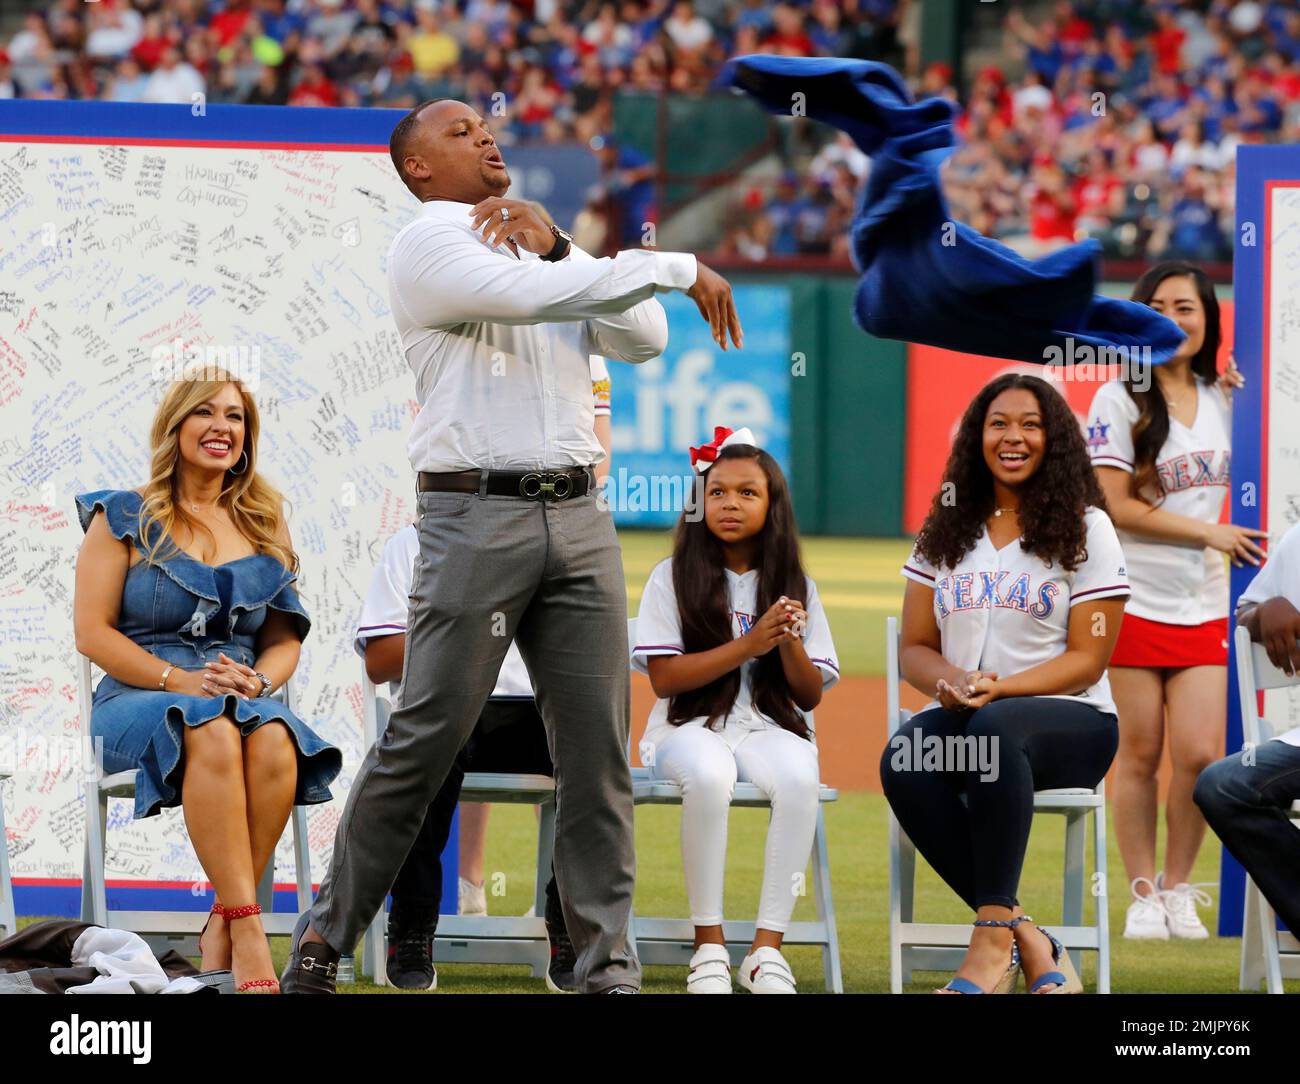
[4,0,1295,268]
[143,45,204,103]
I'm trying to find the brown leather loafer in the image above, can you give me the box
[279,910,340,995]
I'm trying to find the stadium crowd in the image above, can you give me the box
[2,0,1297,262]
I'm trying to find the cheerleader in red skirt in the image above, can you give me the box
[1086,260,1266,941]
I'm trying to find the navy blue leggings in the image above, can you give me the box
[880,697,1118,910]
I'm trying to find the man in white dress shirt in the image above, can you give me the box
[283,98,742,994]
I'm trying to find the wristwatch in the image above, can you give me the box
[541,224,572,262]
[254,671,273,697]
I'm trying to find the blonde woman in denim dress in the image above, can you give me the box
[73,372,341,994]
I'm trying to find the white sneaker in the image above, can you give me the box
[458,877,487,916]
[1123,876,1170,940]
[686,943,733,994]
[737,946,797,994]
[1157,873,1212,940]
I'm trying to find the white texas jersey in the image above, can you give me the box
[1085,379,1230,625]
[353,525,534,702]
[902,507,1131,716]
[632,558,839,745]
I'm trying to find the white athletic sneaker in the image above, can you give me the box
[737,947,797,994]
[686,943,733,994]
[458,877,487,916]
[1123,876,1170,940]
[1157,873,1212,940]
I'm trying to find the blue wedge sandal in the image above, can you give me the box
[937,917,1022,994]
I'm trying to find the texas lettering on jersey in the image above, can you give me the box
[734,611,756,634]
[934,571,1060,620]
[1155,448,1230,494]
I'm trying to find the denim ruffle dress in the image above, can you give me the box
[75,489,342,819]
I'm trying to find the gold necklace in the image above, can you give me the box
[994,506,1018,518]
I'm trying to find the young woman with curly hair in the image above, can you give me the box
[881,373,1130,994]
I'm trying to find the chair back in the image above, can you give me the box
[1233,623,1300,746]
[885,615,912,737]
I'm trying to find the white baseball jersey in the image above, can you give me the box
[354,524,535,702]
[1085,379,1231,625]
[901,507,1130,716]
[632,557,840,748]
[1239,521,1300,746]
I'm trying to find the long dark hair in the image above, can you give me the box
[667,445,811,740]
[1125,260,1221,501]
[915,373,1106,573]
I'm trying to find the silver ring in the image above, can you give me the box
[500,207,510,221]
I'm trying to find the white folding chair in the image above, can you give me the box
[359,669,557,985]
[0,771,16,940]
[1232,624,1300,994]
[626,618,844,993]
[78,652,313,954]
[885,616,1110,993]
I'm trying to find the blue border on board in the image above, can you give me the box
[0,98,404,145]
[1221,145,1300,937]
[3,96,462,921]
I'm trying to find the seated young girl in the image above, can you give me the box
[882,373,1130,994]
[632,427,839,995]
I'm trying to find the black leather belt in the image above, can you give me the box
[417,466,593,501]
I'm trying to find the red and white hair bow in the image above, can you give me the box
[688,426,758,473]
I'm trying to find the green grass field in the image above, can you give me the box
[619,529,913,678]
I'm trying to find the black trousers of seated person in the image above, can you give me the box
[880,697,1118,911]
[389,698,553,928]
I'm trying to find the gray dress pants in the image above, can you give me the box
[310,486,640,992]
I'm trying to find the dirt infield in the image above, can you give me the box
[632,674,1185,796]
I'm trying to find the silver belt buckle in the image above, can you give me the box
[519,471,574,501]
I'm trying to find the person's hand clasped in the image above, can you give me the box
[469,197,555,255]
[745,598,804,657]
[936,670,1000,712]
[687,261,743,351]
[200,652,263,699]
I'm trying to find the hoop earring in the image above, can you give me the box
[228,450,249,476]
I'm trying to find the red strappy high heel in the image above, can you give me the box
[223,903,281,993]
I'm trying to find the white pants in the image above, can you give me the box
[645,723,820,933]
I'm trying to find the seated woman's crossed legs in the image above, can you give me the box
[182,715,298,993]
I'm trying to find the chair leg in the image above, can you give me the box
[1240,877,1263,991]
[364,904,387,986]
[811,806,842,993]
[1062,810,1086,978]
[888,809,904,994]
[84,786,109,928]
[1094,797,1110,995]
[1258,878,1285,995]
[531,799,557,978]
[291,805,312,916]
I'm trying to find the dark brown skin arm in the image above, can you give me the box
[365,633,406,686]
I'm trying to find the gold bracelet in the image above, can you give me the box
[159,664,175,690]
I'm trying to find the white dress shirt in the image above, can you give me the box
[387,198,697,473]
